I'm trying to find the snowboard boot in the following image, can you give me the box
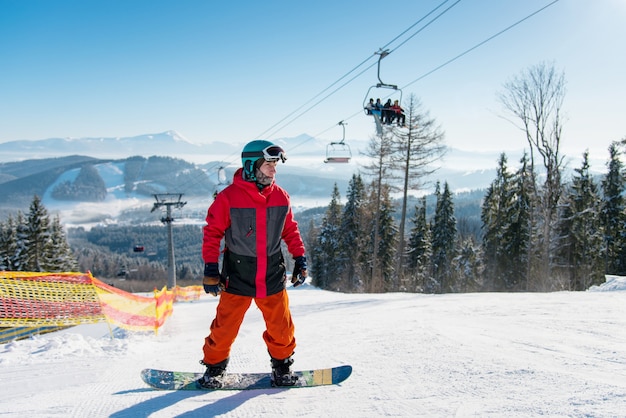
[198,358,229,389]
[270,355,298,387]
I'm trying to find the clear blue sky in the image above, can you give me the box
[1,0,624,167]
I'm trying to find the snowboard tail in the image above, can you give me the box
[141,365,352,391]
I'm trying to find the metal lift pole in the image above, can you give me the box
[151,193,187,290]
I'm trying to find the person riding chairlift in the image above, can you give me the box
[391,100,406,126]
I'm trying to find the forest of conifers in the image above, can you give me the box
[2,64,624,294]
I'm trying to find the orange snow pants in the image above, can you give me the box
[202,289,296,365]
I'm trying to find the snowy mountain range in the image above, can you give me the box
[0,131,237,163]
[0,130,536,227]
[0,129,506,184]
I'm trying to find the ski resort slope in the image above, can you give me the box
[1,280,626,417]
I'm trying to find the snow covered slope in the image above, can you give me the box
[1,282,625,417]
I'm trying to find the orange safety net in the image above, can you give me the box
[0,272,202,334]
[175,285,203,302]
[91,277,174,333]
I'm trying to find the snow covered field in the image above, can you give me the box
[1,279,626,417]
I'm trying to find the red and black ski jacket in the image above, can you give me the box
[202,168,305,298]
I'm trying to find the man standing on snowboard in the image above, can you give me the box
[199,139,308,388]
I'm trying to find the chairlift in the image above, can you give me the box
[212,165,230,199]
[363,49,403,135]
[217,166,227,185]
[325,121,351,163]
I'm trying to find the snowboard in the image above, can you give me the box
[140,365,352,391]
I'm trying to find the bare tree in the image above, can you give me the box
[361,129,396,287]
[391,94,446,289]
[499,62,567,289]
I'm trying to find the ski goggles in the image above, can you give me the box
[261,145,287,163]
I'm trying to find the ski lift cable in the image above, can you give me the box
[263,0,459,142]
[358,0,462,110]
[400,0,561,91]
[328,0,562,143]
[254,57,378,140]
[263,62,377,140]
[379,0,458,52]
[386,0,462,54]
[256,0,459,140]
[169,0,557,202]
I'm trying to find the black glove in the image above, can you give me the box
[291,256,308,287]
[203,263,224,296]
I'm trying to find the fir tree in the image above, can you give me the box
[555,151,604,290]
[451,237,483,292]
[430,181,456,293]
[376,184,398,291]
[601,142,626,275]
[49,215,79,271]
[505,153,533,290]
[338,174,366,291]
[481,153,532,291]
[0,216,17,271]
[405,196,431,292]
[311,184,343,289]
[481,153,513,290]
[24,195,52,271]
[1,196,78,272]
[13,212,29,271]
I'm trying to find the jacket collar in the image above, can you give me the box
[233,168,276,197]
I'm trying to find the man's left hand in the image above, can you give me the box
[291,256,308,287]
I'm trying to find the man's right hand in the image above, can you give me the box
[203,276,224,296]
[203,262,224,296]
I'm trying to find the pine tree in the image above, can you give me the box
[311,184,343,289]
[1,196,78,272]
[480,153,533,291]
[376,184,398,291]
[49,214,79,271]
[481,154,513,290]
[304,217,319,282]
[24,195,53,271]
[13,212,29,271]
[451,237,483,292]
[505,153,533,290]
[555,151,604,290]
[338,174,366,291]
[0,216,16,271]
[430,181,456,293]
[405,196,431,292]
[601,142,626,275]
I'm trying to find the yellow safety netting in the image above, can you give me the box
[0,271,105,327]
[174,285,203,301]
[0,272,202,335]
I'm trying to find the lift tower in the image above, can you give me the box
[151,193,187,289]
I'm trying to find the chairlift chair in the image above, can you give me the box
[363,49,403,133]
[217,166,227,185]
[325,121,351,163]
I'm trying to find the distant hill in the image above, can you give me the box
[0,153,352,226]
[0,130,512,227]
[0,155,216,209]
[0,131,217,162]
